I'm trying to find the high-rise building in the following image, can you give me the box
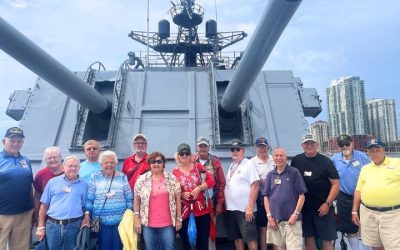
[366,98,398,143]
[327,76,368,137]
[310,120,329,153]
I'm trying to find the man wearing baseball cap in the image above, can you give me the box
[225,140,260,250]
[332,134,371,250]
[248,137,274,250]
[352,139,400,249]
[194,136,226,216]
[291,133,339,250]
[0,127,34,250]
[122,133,151,191]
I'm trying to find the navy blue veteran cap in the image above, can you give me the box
[366,138,385,149]
[4,127,25,138]
[231,140,244,149]
[177,143,191,153]
[255,137,268,146]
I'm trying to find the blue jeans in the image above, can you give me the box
[142,225,175,250]
[45,219,81,250]
[98,224,122,250]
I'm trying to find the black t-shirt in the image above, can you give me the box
[291,153,339,212]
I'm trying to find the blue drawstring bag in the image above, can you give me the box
[187,212,197,248]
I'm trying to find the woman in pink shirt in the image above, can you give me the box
[172,143,215,250]
[133,152,182,250]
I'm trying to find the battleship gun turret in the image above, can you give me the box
[1,0,322,242]
[1,0,321,173]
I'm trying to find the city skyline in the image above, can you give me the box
[327,76,368,137]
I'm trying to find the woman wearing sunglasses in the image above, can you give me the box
[133,151,182,250]
[172,143,215,250]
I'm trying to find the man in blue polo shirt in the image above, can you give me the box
[36,155,88,250]
[0,127,33,250]
[264,147,307,249]
[332,134,370,250]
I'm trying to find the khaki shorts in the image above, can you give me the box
[266,221,302,250]
[360,204,400,249]
[0,209,34,250]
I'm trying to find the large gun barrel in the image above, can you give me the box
[220,0,302,113]
[0,17,109,114]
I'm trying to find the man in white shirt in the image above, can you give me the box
[225,141,260,250]
[248,137,275,250]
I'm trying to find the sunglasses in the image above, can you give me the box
[178,152,191,156]
[338,142,350,147]
[149,159,163,164]
[230,147,241,152]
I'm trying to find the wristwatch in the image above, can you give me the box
[325,201,332,207]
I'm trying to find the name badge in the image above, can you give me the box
[304,171,312,177]
[387,165,395,170]
[20,159,27,168]
[274,178,281,185]
[352,161,360,167]
[63,186,72,193]
[106,191,115,198]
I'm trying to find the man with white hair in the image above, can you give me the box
[36,156,88,250]
[34,146,64,223]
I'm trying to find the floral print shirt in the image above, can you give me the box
[134,171,181,226]
[173,163,215,219]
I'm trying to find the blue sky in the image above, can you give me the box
[0,0,399,135]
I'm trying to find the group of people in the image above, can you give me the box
[0,126,399,250]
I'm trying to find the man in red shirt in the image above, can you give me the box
[122,134,150,191]
[33,146,64,223]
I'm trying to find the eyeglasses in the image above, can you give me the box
[149,159,163,164]
[338,142,350,148]
[85,147,98,151]
[179,152,191,156]
[134,142,147,146]
[230,147,241,152]
[198,144,209,148]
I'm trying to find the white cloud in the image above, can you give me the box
[6,0,29,9]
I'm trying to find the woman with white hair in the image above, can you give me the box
[85,150,133,250]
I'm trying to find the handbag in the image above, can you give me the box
[90,171,115,233]
[89,217,102,233]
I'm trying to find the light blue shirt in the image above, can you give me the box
[41,175,88,220]
[331,150,370,195]
[79,160,101,183]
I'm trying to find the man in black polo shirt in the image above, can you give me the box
[291,134,340,250]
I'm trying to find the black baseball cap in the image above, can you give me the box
[4,127,25,138]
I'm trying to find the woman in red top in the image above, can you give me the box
[173,143,215,250]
